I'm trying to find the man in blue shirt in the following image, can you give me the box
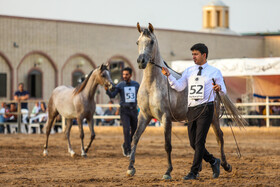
[106,67,140,157]
[14,83,29,123]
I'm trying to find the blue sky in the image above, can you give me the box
[0,0,279,33]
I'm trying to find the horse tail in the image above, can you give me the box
[218,91,248,128]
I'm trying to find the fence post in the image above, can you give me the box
[62,116,65,132]
[266,96,270,127]
[17,100,21,133]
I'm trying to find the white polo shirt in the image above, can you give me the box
[167,62,226,107]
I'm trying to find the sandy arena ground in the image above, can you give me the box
[0,126,279,186]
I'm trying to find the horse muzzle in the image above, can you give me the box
[108,83,115,92]
[137,54,149,69]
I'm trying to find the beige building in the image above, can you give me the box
[0,1,279,104]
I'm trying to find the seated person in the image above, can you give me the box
[102,100,117,126]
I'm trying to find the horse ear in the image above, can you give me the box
[148,23,154,33]
[105,62,110,69]
[99,64,104,70]
[137,22,141,33]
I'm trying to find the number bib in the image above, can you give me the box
[124,86,136,103]
[188,76,205,100]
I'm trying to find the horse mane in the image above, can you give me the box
[73,70,94,95]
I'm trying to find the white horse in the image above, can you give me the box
[43,64,114,157]
[127,23,245,179]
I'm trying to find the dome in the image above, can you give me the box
[207,0,227,7]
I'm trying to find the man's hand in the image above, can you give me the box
[212,83,221,92]
[162,67,170,77]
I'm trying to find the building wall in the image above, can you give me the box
[264,36,280,57]
[0,15,265,102]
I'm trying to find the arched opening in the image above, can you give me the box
[0,73,7,97]
[28,69,42,98]
[72,70,85,87]
[107,56,135,85]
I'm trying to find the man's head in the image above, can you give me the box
[190,43,208,65]
[122,67,132,82]
[18,83,24,92]
[108,100,114,110]
[10,103,16,111]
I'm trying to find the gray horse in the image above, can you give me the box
[126,23,234,179]
[43,64,114,157]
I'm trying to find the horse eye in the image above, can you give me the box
[150,40,154,45]
[136,41,139,45]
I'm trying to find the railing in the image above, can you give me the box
[222,96,280,127]
[1,97,280,134]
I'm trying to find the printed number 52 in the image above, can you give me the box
[190,85,203,94]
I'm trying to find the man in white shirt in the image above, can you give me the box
[162,43,226,180]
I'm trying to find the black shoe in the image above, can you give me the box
[182,172,198,180]
[211,158,221,178]
[121,144,128,157]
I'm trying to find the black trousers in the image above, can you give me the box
[120,107,138,152]
[187,102,216,174]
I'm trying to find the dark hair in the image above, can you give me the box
[18,82,24,86]
[123,67,132,75]
[190,43,208,59]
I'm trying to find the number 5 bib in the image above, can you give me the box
[188,76,205,100]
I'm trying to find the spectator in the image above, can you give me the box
[14,83,29,123]
[95,106,104,126]
[271,99,280,126]
[0,102,7,133]
[30,102,41,119]
[102,100,117,126]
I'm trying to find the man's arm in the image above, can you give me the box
[106,86,120,98]
[162,67,188,92]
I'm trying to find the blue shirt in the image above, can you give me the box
[14,90,29,109]
[106,80,140,107]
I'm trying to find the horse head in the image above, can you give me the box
[98,63,115,91]
[136,22,158,69]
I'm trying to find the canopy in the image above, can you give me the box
[171,57,280,77]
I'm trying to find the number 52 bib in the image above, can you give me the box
[188,76,205,100]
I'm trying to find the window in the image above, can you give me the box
[216,10,221,27]
[110,61,124,84]
[72,71,84,87]
[225,10,229,28]
[28,70,42,98]
[0,73,7,97]
[206,11,211,28]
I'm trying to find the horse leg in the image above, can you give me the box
[77,117,86,157]
[162,117,173,180]
[127,112,151,177]
[65,119,75,157]
[211,119,232,172]
[85,117,95,153]
[43,111,58,156]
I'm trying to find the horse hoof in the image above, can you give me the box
[222,163,232,172]
[81,154,87,158]
[226,164,232,172]
[162,174,172,180]
[126,168,136,177]
[70,152,76,157]
[43,150,48,156]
